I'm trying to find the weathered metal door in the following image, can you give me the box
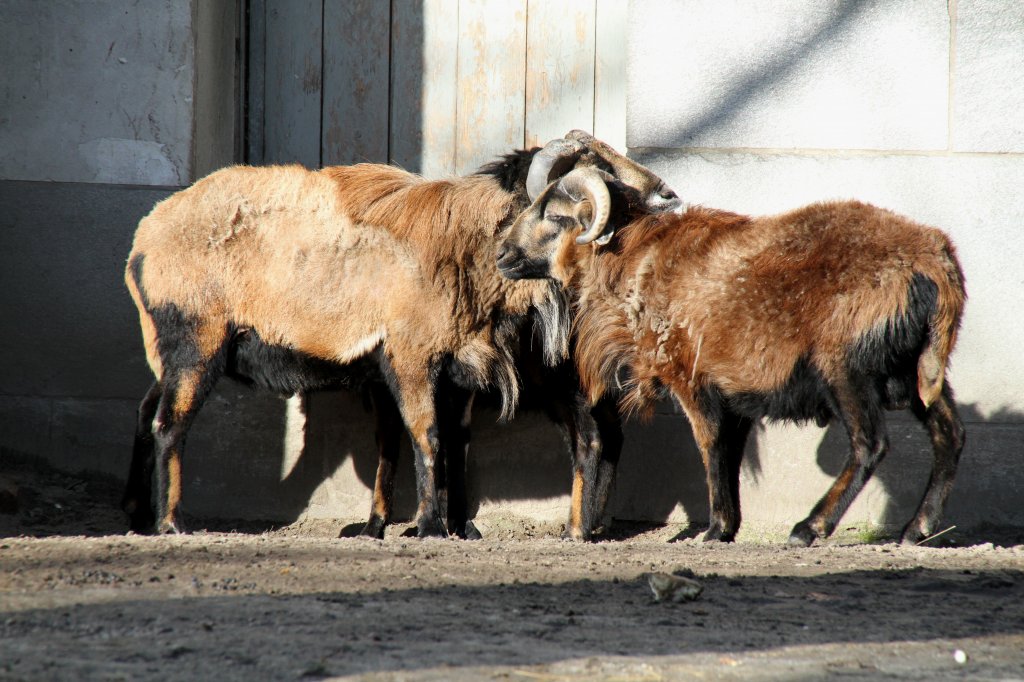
[246,0,626,177]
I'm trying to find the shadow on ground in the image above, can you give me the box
[1,565,1022,679]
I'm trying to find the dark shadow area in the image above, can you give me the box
[0,449,128,539]
[1,567,1022,679]
[11,383,1022,549]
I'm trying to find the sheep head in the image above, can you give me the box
[526,131,681,215]
[497,167,614,283]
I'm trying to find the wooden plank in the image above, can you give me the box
[594,0,627,151]
[243,0,264,164]
[264,0,322,167]
[455,0,528,175]
[322,0,390,166]
[524,0,596,149]
[391,0,459,177]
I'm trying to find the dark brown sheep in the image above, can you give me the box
[497,167,966,546]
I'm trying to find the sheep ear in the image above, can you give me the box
[595,231,614,246]
[527,138,586,201]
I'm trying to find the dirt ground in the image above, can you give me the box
[1,456,1023,681]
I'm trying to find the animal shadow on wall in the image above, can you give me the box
[174,385,573,533]
[174,384,730,536]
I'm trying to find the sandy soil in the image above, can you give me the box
[2,456,1023,681]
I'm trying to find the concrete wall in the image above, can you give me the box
[0,2,242,509]
[627,0,1024,533]
[2,1,1021,539]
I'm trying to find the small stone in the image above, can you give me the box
[645,571,703,603]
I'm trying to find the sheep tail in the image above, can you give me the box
[916,254,966,408]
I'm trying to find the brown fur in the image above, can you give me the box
[129,164,553,415]
[500,191,967,545]
[125,163,551,537]
[563,202,965,416]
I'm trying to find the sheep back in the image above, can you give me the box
[577,200,964,414]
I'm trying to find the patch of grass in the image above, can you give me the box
[853,524,890,545]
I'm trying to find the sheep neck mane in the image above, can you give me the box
[323,164,543,313]
[324,164,516,272]
[571,207,748,416]
[322,163,568,396]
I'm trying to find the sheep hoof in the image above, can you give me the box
[463,521,483,541]
[787,522,817,547]
[447,520,481,540]
[157,516,187,535]
[701,524,735,543]
[358,516,387,540]
[561,529,590,542]
[899,524,927,546]
[417,516,448,539]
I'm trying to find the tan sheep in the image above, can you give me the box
[123,135,680,539]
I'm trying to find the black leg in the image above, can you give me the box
[376,356,447,539]
[900,383,965,545]
[122,381,162,533]
[151,361,224,535]
[702,410,753,543]
[411,422,446,538]
[789,376,888,547]
[438,385,475,539]
[360,383,403,539]
[591,396,624,535]
[672,387,739,544]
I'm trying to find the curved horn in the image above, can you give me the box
[557,168,613,245]
[526,138,586,201]
[564,129,596,144]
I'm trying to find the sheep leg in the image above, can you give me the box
[387,369,448,538]
[718,411,753,540]
[591,396,624,536]
[900,383,965,545]
[439,386,477,539]
[151,362,224,535]
[122,380,163,533]
[568,396,624,540]
[541,391,608,541]
[409,418,447,539]
[789,378,888,547]
[359,383,403,539]
[565,410,602,541]
[701,412,752,543]
[676,392,745,542]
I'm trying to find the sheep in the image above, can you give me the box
[122,133,680,540]
[496,167,966,547]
